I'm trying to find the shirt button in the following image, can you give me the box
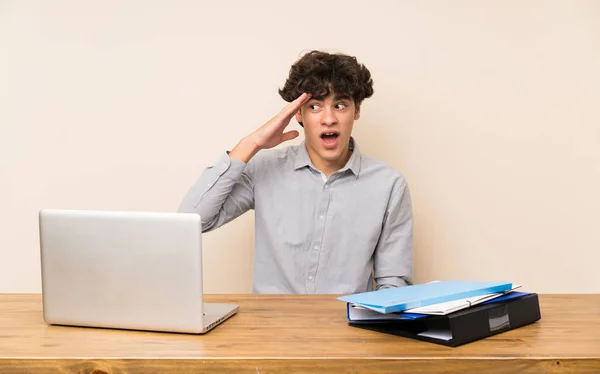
[313,245,319,251]
[325,185,329,189]
[308,276,314,281]
[319,215,324,220]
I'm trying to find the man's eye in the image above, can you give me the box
[336,103,347,110]
[309,104,320,110]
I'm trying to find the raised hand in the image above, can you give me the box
[229,93,310,163]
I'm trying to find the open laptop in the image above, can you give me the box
[38,209,238,334]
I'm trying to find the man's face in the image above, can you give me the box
[295,92,360,167]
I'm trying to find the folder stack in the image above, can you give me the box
[337,280,541,347]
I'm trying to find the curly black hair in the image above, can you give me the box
[279,50,374,107]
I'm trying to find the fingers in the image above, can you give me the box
[281,130,300,142]
[278,93,311,119]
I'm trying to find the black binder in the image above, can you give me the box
[350,293,541,347]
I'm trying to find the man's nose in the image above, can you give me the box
[320,107,338,126]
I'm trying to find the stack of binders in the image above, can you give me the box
[337,280,541,347]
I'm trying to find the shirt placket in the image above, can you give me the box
[305,173,335,293]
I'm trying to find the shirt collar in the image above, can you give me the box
[293,137,362,177]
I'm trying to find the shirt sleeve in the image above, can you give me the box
[373,178,414,289]
[177,152,254,232]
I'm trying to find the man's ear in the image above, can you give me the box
[295,109,303,126]
[354,104,361,120]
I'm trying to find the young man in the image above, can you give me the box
[178,50,413,294]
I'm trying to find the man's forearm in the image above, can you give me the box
[177,152,251,231]
[229,136,261,163]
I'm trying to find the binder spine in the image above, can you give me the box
[448,293,541,346]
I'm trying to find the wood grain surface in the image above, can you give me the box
[1,294,599,373]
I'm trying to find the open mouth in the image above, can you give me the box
[320,131,339,148]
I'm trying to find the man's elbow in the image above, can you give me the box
[177,203,196,214]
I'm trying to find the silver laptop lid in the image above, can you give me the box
[39,209,206,333]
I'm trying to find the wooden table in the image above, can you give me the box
[1,294,599,373]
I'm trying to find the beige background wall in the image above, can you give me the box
[1,1,599,294]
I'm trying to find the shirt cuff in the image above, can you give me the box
[375,276,410,290]
[216,151,245,175]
